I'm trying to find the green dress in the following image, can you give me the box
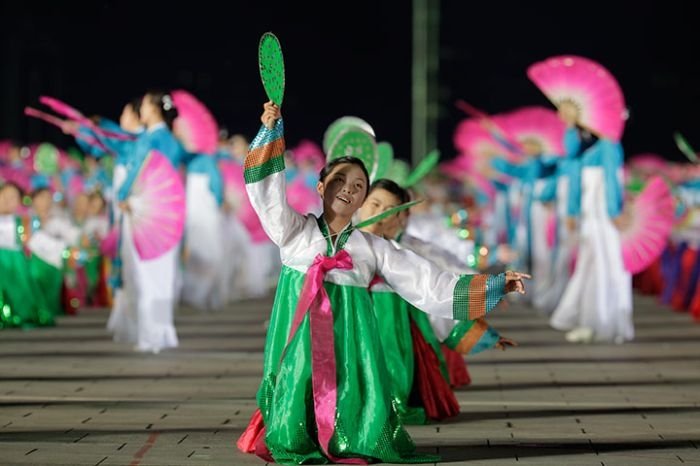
[26,216,66,320]
[238,119,508,464]
[0,216,46,328]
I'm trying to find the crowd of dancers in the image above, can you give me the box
[0,50,699,464]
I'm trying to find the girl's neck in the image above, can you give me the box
[322,210,352,236]
[146,119,166,132]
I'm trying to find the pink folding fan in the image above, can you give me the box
[619,176,675,274]
[527,55,627,141]
[498,106,566,156]
[127,150,186,259]
[171,90,219,155]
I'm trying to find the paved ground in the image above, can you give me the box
[1,294,700,465]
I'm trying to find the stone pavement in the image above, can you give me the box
[1,294,699,465]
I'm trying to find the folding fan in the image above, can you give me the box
[38,96,133,141]
[627,153,668,178]
[259,32,285,107]
[24,107,112,154]
[619,176,675,273]
[527,55,627,141]
[326,127,377,178]
[439,155,474,180]
[498,106,566,156]
[454,118,517,162]
[455,99,522,152]
[171,90,219,155]
[127,150,186,260]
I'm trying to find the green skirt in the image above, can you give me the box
[0,249,46,328]
[254,265,437,464]
[29,255,64,322]
[371,291,427,425]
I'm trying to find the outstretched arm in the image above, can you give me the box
[371,234,529,321]
[243,102,304,247]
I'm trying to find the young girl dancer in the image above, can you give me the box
[237,101,529,464]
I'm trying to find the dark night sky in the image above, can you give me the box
[1,1,699,164]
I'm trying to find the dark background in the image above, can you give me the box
[1,0,698,163]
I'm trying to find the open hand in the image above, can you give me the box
[495,337,518,351]
[261,101,281,129]
[504,270,531,295]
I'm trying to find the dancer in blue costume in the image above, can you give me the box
[550,101,632,343]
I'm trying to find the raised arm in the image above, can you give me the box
[243,102,304,247]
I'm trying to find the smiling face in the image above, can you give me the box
[316,162,368,219]
[358,187,404,238]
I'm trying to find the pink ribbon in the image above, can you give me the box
[285,250,367,464]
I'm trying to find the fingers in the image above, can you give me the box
[261,101,281,129]
[506,270,532,280]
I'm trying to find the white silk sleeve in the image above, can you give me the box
[243,119,305,248]
[369,234,506,321]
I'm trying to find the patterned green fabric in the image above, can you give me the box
[371,291,426,425]
[0,249,44,328]
[244,155,285,184]
[452,273,506,320]
[29,255,64,321]
[257,266,437,464]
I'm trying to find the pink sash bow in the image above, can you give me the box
[286,250,367,464]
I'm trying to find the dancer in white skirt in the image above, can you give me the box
[182,154,227,311]
[549,122,633,343]
[113,91,191,353]
[535,140,582,314]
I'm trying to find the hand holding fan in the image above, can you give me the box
[127,150,186,260]
[455,100,523,153]
[259,32,285,107]
[39,96,134,141]
[526,55,627,141]
[24,107,112,154]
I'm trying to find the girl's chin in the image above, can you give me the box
[326,201,358,217]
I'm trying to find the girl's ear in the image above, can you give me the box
[316,180,325,199]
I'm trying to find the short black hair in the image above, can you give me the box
[128,96,142,117]
[318,156,370,195]
[368,178,411,205]
[0,181,24,198]
[30,187,52,199]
